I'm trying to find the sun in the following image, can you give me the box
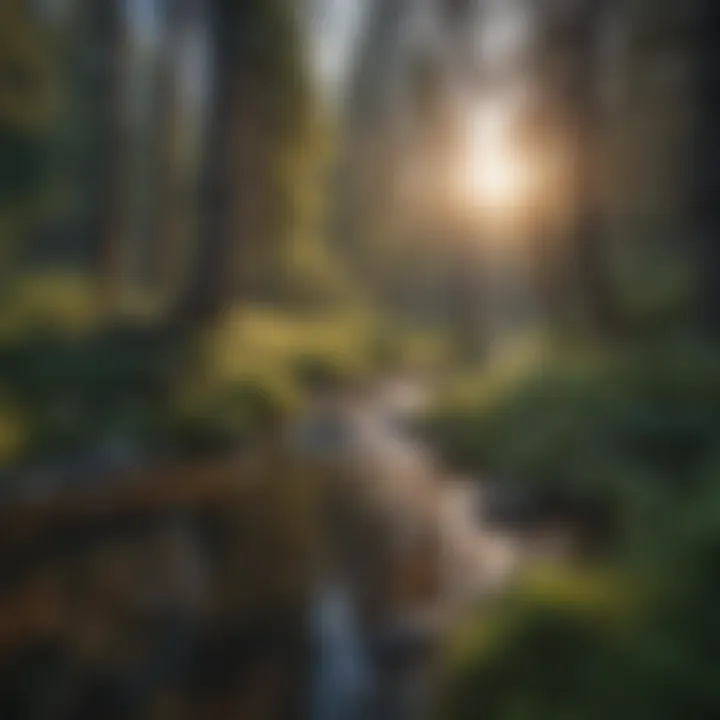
[464,135,523,210]
[457,104,536,216]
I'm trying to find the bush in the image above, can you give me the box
[427,344,720,522]
[0,323,183,461]
[0,305,383,465]
[440,516,720,720]
[163,378,294,457]
[440,566,635,720]
[436,344,720,720]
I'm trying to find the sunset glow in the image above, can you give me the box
[457,104,538,218]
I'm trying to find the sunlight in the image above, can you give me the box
[458,103,537,217]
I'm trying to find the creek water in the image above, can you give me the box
[301,378,522,720]
[310,581,374,720]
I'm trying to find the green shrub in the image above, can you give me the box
[436,344,720,720]
[440,566,635,720]
[163,377,294,457]
[441,518,720,720]
[0,307,379,464]
[427,344,720,512]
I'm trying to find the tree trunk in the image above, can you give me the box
[148,0,196,305]
[174,0,246,326]
[175,0,311,325]
[87,0,130,313]
[543,0,621,338]
[691,0,720,338]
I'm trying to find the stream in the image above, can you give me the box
[294,378,525,720]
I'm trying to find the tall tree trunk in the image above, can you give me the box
[334,0,412,284]
[87,0,130,313]
[543,0,621,337]
[570,1,620,337]
[149,0,197,305]
[692,0,720,338]
[174,0,246,326]
[176,0,309,325]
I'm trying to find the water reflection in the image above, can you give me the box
[311,581,373,720]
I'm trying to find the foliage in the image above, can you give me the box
[0,273,104,336]
[0,0,53,232]
[0,0,53,136]
[435,343,720,719]
[0,281,406,465]
[427,344,720,515]
[440,500,720,719]
[440,566,636,720]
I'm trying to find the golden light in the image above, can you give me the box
[456,103,539,220]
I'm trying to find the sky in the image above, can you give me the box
[302,0,369,102]
[126,0,160,47]
[123,0,365,105]
[303,0,529,104]
[122,0,528,110]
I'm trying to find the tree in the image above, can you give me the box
[538,0,621,337]
[176,0,316,325]
[691,0,720,338]
[148,0,200,305]
[85,0,131,311]
[0,0,52,206]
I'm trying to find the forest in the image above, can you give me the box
[0,0,719,718]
